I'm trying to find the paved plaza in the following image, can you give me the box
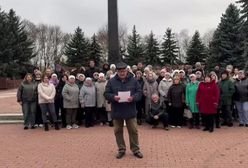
[0,90,248,168]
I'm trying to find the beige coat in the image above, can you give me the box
[38,82,56,104]
[95,80,107,108]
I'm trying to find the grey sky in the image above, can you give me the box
[1,0,237,36]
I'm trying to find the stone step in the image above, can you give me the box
[0,113,23,121]
[0,120,23,124]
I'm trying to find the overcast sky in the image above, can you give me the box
[1,0,237,36]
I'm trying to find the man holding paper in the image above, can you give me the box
[104,62,143,159]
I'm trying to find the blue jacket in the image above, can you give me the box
[104,73,142,119]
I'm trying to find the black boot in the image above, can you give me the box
[44,123,49,131]
[109,120,113,127]
[55,122,60,130]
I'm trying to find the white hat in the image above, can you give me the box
[110,64,116,69]
[77,73,85,79]
[69,75,75,79]
[85,77,92,81]
[99,73,105,78]
[51,73,57,78]
[189,74,196,78]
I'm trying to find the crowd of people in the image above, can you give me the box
[17,60,248,133]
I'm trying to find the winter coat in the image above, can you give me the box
[62,83,79,109]
[38,82,56,104]
[104,73,142,119]
[234,78,248,102]
[143,79,158,99]
[185,81,199,113]
[196,82,220,114]
[158,78,173,102]
[17,81,37,103]
[219,79,235,106]
[79,82,96,107]
[95,80,107,108]
[149,100,166,117]
[167,83,185,108]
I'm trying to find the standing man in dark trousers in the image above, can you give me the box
[104,62,143,159]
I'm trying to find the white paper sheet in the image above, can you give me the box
[118,91,130,103]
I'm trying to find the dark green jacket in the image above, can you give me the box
[17,81,38,102]
[219,79,235,106]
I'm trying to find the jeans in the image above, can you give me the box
[39,103,57,124]
[235,101,248,124]
[22,102,36,127]
[113,118,140,153]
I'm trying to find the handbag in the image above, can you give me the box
[183,108,193,119]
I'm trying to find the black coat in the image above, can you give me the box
[167,83,185,108]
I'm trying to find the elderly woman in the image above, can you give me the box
[95,73,107,126]
[143,72,158,115]
[75,73,85,125]
[196,75,220,133]
[186,74,200,129]
[38,74,59,131]
[167,76,185,128]
[62,75,80,129]
[79,77,96,128]
[49,73,59,87]
[158,72,173,105]
[17,73,37,130]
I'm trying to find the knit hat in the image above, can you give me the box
[69,75,75,79]
[189,74,196,78]
[110,64,116,69]
[85,77,92,81]
[99,73,105,78]
[77,73,85,79]
[51,73,57,78]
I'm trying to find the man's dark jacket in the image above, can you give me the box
[104,73,142,119]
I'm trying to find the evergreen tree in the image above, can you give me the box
[64,27,89,67]
[89,34,102,66]
[0,9,34,78]
[207,4,243,69]
[144,31,161,66]
[237,0,248,70]
[186,31,207,65]
[126,25,144,65]
[161,28,179,65]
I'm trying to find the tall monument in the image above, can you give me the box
[108,0,121,64]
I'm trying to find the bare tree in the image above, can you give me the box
[202,28,215,48]
[96,23,128,63]
[23,20,70,70]
[175,29,191,63]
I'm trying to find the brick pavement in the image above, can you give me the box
[0,89,21,114]
[0,124,248,168]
